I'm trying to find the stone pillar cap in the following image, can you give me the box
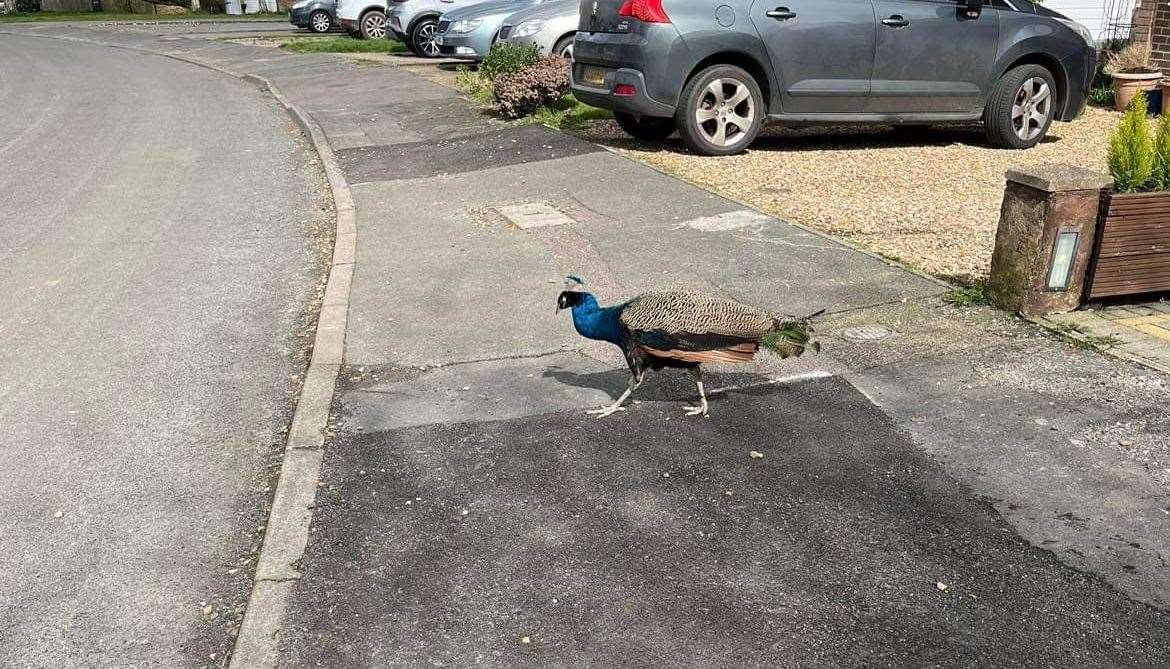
[1005,163,1113,192]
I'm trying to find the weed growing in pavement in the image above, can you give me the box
[1045,322,1121,351]
[454,65,495,105]
[531,95,613,130]
[943,279,989,308]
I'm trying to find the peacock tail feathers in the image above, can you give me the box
[759,310,824,359]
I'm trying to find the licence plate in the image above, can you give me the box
[581,65,606,87]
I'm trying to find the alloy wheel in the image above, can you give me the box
[417,23,440,57]
[310,12,331,32]
[362,13,387,39]
[558,41,573,59]
[1011,76,1051,142]
[694,78,755,149]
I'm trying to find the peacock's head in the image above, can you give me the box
[556,275,588,313]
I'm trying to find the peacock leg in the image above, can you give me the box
[586,371,643,418]
[683,367,709,417]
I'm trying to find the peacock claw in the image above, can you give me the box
[586,405,627,418]
[683,406,709,418]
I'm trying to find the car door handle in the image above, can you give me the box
[881,14,910,28]
[766,7,797,20]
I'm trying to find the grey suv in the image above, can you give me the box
[570,0,1095,155]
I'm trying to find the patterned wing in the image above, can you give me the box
[618,290,776,359]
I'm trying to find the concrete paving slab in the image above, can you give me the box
[283,377,1170,667]
[342,148,938,368]
[344,180,572,367]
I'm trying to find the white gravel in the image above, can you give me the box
[578,107,1119,282]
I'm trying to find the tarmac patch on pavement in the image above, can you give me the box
[282,376,1170,667]
[334,125,602,182]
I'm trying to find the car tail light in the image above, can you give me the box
[618,0,670,23]
[614,84,636,96]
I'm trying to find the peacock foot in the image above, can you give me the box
[586,405,627,418]
[683,405,709,418]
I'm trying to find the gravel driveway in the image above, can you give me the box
[578,107,1117,282]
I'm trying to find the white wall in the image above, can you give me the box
[1044,0,1126,40]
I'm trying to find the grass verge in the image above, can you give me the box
[0,10,285,22]
[280,36,406,54]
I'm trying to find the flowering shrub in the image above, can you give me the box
[492,56,571,119]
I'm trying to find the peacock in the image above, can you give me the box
[556,276,822,418]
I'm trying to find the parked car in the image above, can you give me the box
[495,0,577,58]
[570,0,1096,155]
[336,0,387,39]
[388,0,477,57]
[289,0,339,32]
[434,0,545,61]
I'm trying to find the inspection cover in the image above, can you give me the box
[496,203,573,229]
[839,325,895,341]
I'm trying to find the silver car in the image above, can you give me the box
[495,0,576,58]
[388,0,482,57]
[434,0,544,61]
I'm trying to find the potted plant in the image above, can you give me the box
[1105,42,1163,112]
[1088,92,1170,299]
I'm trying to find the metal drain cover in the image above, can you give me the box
[839,325,895,342]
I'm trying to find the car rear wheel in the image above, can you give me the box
[552,34,575,59]
[358,10,386,40]
[410,18,441,58]
[984,64,1057,149]
[309,10,332,33]
[614,112,675,141]
[676,65,763,156]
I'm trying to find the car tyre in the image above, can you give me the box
[358,9,387,40]
[309,9,332,33]
[409,17,441,58]
[552,33,575,59]
[614,112,675,141]
[984,64,1057,149]
[676,64,763,156]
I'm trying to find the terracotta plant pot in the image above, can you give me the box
[1161,79,1170,115]
[1112,70,1164,111]
[1086,190,1170,299]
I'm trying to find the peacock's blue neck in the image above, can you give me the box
[570,294,625,345]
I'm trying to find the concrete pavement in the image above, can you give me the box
[3,23,1169,667]
[0,34,330,666]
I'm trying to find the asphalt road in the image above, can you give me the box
[0,35,328,666]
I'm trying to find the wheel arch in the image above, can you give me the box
[551,30,577,51]
[358,5,385,20]
[407,11,441,38]
[993,51,1070,118]
[685,50,773,113]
